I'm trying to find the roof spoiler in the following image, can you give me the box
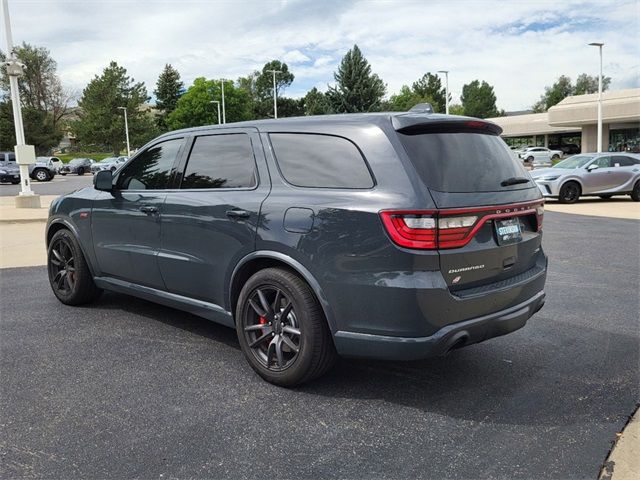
[392,107,503,136]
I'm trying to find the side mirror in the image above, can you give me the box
[587,164,599,172]
[94,170,114,192]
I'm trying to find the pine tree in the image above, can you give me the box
[327,45,386,113]
[460,80,500,118]
[154,64,183,129]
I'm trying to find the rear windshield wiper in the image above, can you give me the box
[501,177,531,187]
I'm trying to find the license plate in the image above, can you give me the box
[495,218,522,245]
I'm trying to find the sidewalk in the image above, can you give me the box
[0,195,56,223]
[600,407,639,480]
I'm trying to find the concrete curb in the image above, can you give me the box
[0,218,47,225]
[599,405,640,480]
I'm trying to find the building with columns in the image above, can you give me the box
[489,88,640,153]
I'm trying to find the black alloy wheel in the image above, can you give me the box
[559,182,580,204]
[242,286,301,371]
[49,235,77,296]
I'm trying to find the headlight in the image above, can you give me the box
[537,175,560,181]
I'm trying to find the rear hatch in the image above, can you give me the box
[392,118,544,292]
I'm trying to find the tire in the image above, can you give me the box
[631,181,640,202]
[552,154,560,160]
[11,180,19,185]
[34,169,50,182]
[526,156,534,163]
[77,167,84,176]
[599,195,613,199]
[47,229,102,305]
[61,173,67,176]
[559,181,581,204]
[236,267,337,387]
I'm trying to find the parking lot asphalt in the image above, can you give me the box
[0,174,93,197]
[1,211,639,479]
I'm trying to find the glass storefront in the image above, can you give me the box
[610,127,640,153]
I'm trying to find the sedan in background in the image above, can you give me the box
[530,153,640,203]
[0,163,21,184]
[36,156,63,173]
[59,158,94,176]
[519,147,564,165]
[90,156,128,174]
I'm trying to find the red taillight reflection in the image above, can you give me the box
[380,200,544,250]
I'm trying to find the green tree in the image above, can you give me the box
[460,80,500,118]
[327,45,386,113]
[531,73,612,112]
[154,64,183,130]
[239,61,295,119]
[448,103,465,115]
[166,77,251,129]
[0,43,69,153]
[388,85,436,111]
[412,73,447,113]
[302,87,330,115]
[73,61,153,154]
[574,73,611,95]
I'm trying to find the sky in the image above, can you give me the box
[3,0,639,111]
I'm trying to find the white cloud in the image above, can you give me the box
[3,0,638,110]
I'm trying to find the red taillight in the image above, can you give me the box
[380,211,437,249]
[380,200,544,250]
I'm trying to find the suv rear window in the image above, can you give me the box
[398,131,529,192]
[270,133,374,189]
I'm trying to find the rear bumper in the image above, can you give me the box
[0,173,20,182]
[333,290,545,360]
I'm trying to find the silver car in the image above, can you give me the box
[90,156,128,174]
[530,153,640,203]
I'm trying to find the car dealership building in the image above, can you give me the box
[488,88,640,153]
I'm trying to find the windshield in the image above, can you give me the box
[70,159,86,165]
[553,155,593,169]
[100,157,117,163]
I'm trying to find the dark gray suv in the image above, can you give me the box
[46,108,547,386]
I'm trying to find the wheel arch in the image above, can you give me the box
[559,177,583,192]
[46,218,97,276]
[229,251,337,332]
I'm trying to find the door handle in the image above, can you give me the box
[139,205,159,215]
[226,209,251,219]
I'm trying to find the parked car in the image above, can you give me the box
[549,143,580,155]
[37,156,63,173]
[46,109,548,386]
[530,153,640,203]
[59,158,94,175]
[519,147,563,165]
[0,162,21,184]
[0,151,56,181]
[90,156,128,174]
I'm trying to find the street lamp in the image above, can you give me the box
[2,0,39,207]
[210,100,221,125]
[588,42,604,153]
[220,79,226,124]
[117,107,130,157]
[266,69,282,119]
[437,70,449,115]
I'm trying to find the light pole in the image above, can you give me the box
[2,0,39,207]
[437,70,449,115]
[266,69,281,119]
[588,42,604,152]
[210,100,221,125]
[220,79,226,124]
[117,107,130,157]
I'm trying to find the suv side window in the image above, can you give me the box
[180,134,257,189]
[270,133,374,189]
[592,156,611,168]
[117,138,182,190]
[613,155,637,167]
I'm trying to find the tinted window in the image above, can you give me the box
[181,134,256,189]
[270,133,373,188]
[8,153,15,162]
[398,132,529,192]
[117,138,182,190]
[613,155,638,167]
